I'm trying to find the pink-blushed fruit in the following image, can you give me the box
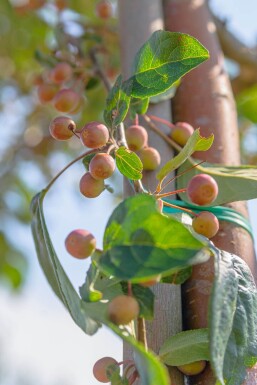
[53,89,80,113]
[170,122,194,146]
[125,125,148,151]
[37,84,58,103]
[177,360,206,376]
[139,147,161,171]
[50,62,73,84]
[93,357,118,383]
[79,172,105,198]
[187,174,218,206]
[192,211,219,239]
[65,229,96,259]
[89,153,115,180]
[49,116,75,140]
[80,121,109,148]
[95,0,113,19]
[107,295,140,325]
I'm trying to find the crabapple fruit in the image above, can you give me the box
[192,211,219,238]
[65,229,96,259]
[53,89,80,113]
[80,172,105,198]
[125,125,148,151]
[177,360,206,376]
[37,84,58,103]
[187,174,218,205]
[107,295,140,325]
[139,147,161,171]
[50,62,73,84]
[89,153,115,180]
[80,121,109,148]
[95,0,113,19]
[170,122,194,146]
[93,357,118,383]
[49,116,76,140]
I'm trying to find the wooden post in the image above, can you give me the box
[164,0,257,384]
[118,1,183,383]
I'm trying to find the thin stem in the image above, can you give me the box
[44,146,109,192]
[148,114,175,130]
[155,188,187,199]
[163,200,196,216]
[143,115,182,153]
[156,160,206,194]
[127,282,133,297]
[89,48,112,92]
[137,317,148,350]
[134,114,139,126]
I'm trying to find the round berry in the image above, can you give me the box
[125,125,148,151]
[37,84,58,103]
[107,295,140,325]
[170,122,194,146]
[95,0,113,19]
[53,89,80,113]
[89,153,115,180]
[65,229,96,259]
[187,174,218,206]
[80,172,105,198]
[192,211,219,239]
[177,360,206,376]
[49,116,75,140]
[50,62,73,84]
[139,147,161,171]
[80,122,109,148]
[93,357,118,383]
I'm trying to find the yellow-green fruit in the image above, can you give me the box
[192,211,219,238]
[125,125,148,151]
[177,360,206,376]
[170,122,194,146]
[107,295,140,325]
[93,357,118,383]
[139,147,161,171]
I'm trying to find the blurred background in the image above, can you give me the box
[0,1,257,384]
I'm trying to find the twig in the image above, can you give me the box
[89,48,112,92]
[137,317,148,350]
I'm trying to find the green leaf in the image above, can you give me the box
[123,30,209,99]
[177,160,257,206]
[30,191,99,335]
[162,266,192,285]
[150,83,178,104]
[79,261,123,303]
[115,146,143,180]
[95,194,209,281]
[104,75,131,127]
[209,248,257,385]
[237,84,257,123]
[82,153,96,171]
[159,328,209,366]
[157,129,214,181]
[130,97,149,119]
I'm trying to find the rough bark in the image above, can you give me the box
[164,0,257,384]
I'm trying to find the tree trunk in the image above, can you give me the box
[118,1,183,384]
[164,0,257,384]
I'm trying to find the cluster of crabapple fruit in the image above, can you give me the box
[93,357,138,384]
[186,173,219,239]
[125,124,161,171]
[36,61,83,115]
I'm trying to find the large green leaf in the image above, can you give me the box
[159,328,209,366]
[177,160,257,206]
[31,191,170,385]
[94,194,209,281]
[115,146,143,180]
[209,248,257,385]
[123,30,209,98]
[30,191,99,335]
[104,75,131,127]
[157,129,214,181]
